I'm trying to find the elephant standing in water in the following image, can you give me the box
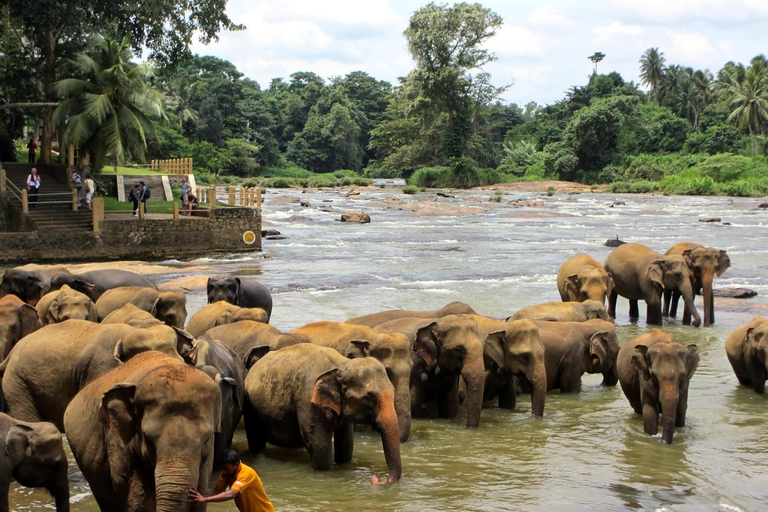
[0,412,69,512]
[35,285,98,325]
[185,301,268,337]
[202,321,309,370]
[605,243,701,327]
[557,254,614,307]
[664,242,731,327]
[207,277,273,322]
[49,269,157,301]
[0,294,40,360]
[346,301,477,328]
[64,352,221,512]
[244,344,401,485]
[95,287,187,328]
[617,329,699,444]
[507,300,610,322]
[725,317,768,394]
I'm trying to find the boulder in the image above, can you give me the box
[300,200,311,207]
[262,229,281,237]
[713,288,758,299]
[759,203,768,208]
[699,217,721,223]
[340,211,371,224]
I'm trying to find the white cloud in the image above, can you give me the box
[488,25,547,58]
[593,21,645,40]
[612,0,768,23]
[528,5,571,25]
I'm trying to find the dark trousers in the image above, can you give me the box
[141,200,147,213]
[28,151,35,163]
[132,199,139,213]
[29,186,39,205]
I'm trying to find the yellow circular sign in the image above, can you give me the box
[243,231,257,244]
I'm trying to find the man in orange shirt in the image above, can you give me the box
[189,450,275,512]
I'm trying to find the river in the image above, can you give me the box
[9,184,768,511]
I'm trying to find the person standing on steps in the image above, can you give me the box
[84,174,95,210]
[189,450,275,512]
[180,176,191,213]
[26,136,37,163]
[129,184,140,216]
[26,167,40,208]
[139,180,149,215]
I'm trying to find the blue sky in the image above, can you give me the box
[190,0,768,106]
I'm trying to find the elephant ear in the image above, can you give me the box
[685,344,699,379]
[233,278,242,305]
[589,332,609,366]
[646,260,665,289]
[172,327,196,364]
[70,279,96,299]
[717,250,731,277]
[214,310,234,328]
[682,249,694,269]
[4,424,33,467]
[483,330,506,370]
[605,273,615,302]
[746,327,764,354]
[631,345,651,381]
[47,296,61,323]
[345,339,371,359]
[150,297,161,318]
[564,274,581,301]
[87,301,99,322]
[311,368,342,417]
[25,275,44,306]
[206,278,215,304]
[98,383,138,446]
[244,345,271,369]
[414,322,438,367]
[114,340,126,363]
[18,303,40,338]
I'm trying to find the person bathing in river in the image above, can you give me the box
[189,450,275,511]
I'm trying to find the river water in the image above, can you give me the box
[9,184,768,511]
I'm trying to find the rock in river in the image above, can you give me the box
[713,288,758,298]
[340,211,371,224]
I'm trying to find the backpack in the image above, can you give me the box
[144,187,151,199]
[72,173,81,185]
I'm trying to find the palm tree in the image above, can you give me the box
[717,55,768,156]
[639,47,666,102]
[168,78,199,129]
[53,35,166,172]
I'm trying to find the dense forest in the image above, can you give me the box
[2,2,768,194]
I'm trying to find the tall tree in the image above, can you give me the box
[717,55,768,155]
[588,52,606,74]
[53,35,166,172]
[639,47,666,102]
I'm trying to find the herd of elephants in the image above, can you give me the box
[0,240,766,512]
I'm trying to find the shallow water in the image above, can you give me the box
[9,186,768,511]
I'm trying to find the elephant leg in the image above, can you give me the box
[675,388,689,428]
[709,293,715,325]
[629,300,639,320]
[306,427,333,471]
[498,376,517,410]
[0,483,9,512]
[608,290,618,319]
[437,377,459,419]
[662,289,672,317]
[558,366,583,394]
[669,289,681,318]
[646,301,662,325]
[751,367,767,394]
[334,423,354,464]
[410,383,425,418]
[242,402,267,452]
[641,391,659,436]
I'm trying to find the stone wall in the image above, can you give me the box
[0,206,261,263]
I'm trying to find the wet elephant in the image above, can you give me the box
[64,351,220,512]
[207,277,273,322]
[0,320,196,430]
[725,316,768,394]
[0,294,40,360]
[49,269,157,301]
[35,285,98,325]
[202,321,309,370]
[664,242,730,327]
[95,287,187,328]
[617,329,699,444]
[373,314,486,429]
[346,301,477,328]
[533,319,620,392]
[472,316,547,417]
[0,269,54,305]
[186,301,268,337]
[0,412,69,512]
[507,300,610,322]
[100,303,164,328]
[605,243,701,327]
[243,344,401,485]
[557,254,614,307]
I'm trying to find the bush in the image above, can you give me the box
[490,191,503,202]
[340,176,372,186]
[606,181,659,193]
[263,177,297,188]
[448,157,482,188]
[260,165,313,178]
[307,175,339,188]
[402,184,418,194]
[409,166,452,188]
[659,175,716,196]
[332,169,357,179]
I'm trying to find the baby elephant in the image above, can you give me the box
[35,285,98,325]
[0,412,69,512]
[185,301,268,337]
[725,317,768,393]
[617,329,699,444]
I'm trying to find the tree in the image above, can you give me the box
[717,55,768,156]
[53,35,166,173]
[588,52,606,74]
[639,48,666,102]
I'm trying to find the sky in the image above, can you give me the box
[189,0,768,106]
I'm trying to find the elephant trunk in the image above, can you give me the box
[701,270,715,327]
[679,278,701,328]
[393,375,412,443]
[461,352,485,428]
[50,472,70,512]
[528,361,547,417]
[155,459,202,512]
[660,390,679,445]
[372,390,402,485]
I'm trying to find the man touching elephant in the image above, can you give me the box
[190,450,274,512]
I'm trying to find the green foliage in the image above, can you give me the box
[606,181,660,193]
[498,140,542,176]
[546,186,556,196]
[402,185,419,194]
[221,138,261,176]
[409,166,452,188]
[490,191,503,202]
[623,104,690,154]
[190,140,223,174]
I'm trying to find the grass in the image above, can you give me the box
[99,166,163,175]
[103,188,209,214]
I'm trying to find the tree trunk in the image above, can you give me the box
[41,30,57,165]
[750,126,757,157]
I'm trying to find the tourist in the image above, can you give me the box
[180,177,191,211]
[139,181,149,215]
[185,192,199,214]
[26,167,40,208]
[189,450,274,512]
[70,167,83,204]
[84,174,95,210]
[26,136,37,163]
[129,184,141,216]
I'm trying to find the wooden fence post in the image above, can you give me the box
[92,197,104,232]
[173,202,180,221]
[21,189,28,213]
[210,186,217,208]
[138,204,145,219]
[0,169,6,193]
[72,189,79,211]
[256,188,262,208]
[228,185,235,206]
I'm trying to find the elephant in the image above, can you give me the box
[243,344,401,485]
[533,319,619,392]
[185,301,268,337]
[202,321,309,369]
[605,243,701,327]
[506,300,610,322]
[664,242,731,327]
[724,317,768,393]
[557,254,614,307]
[0,320,196,430]
[373,314,486,429]
[0,294,40,360]
[0,268,56,305]
[190,336,246,463]
[64,351,221,512]
[95,286,187,328]
[346,301,477,328]
[35,285,98,325]
[0,412,69,512]
[289,321,413,442]
[471,316,547,417]
[100,303,164,328]
[207,277,273,322]
[49,269,157,301]
[617,329,699,444]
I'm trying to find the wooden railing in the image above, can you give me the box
[197,185,262,208]
[150,158,193,174]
